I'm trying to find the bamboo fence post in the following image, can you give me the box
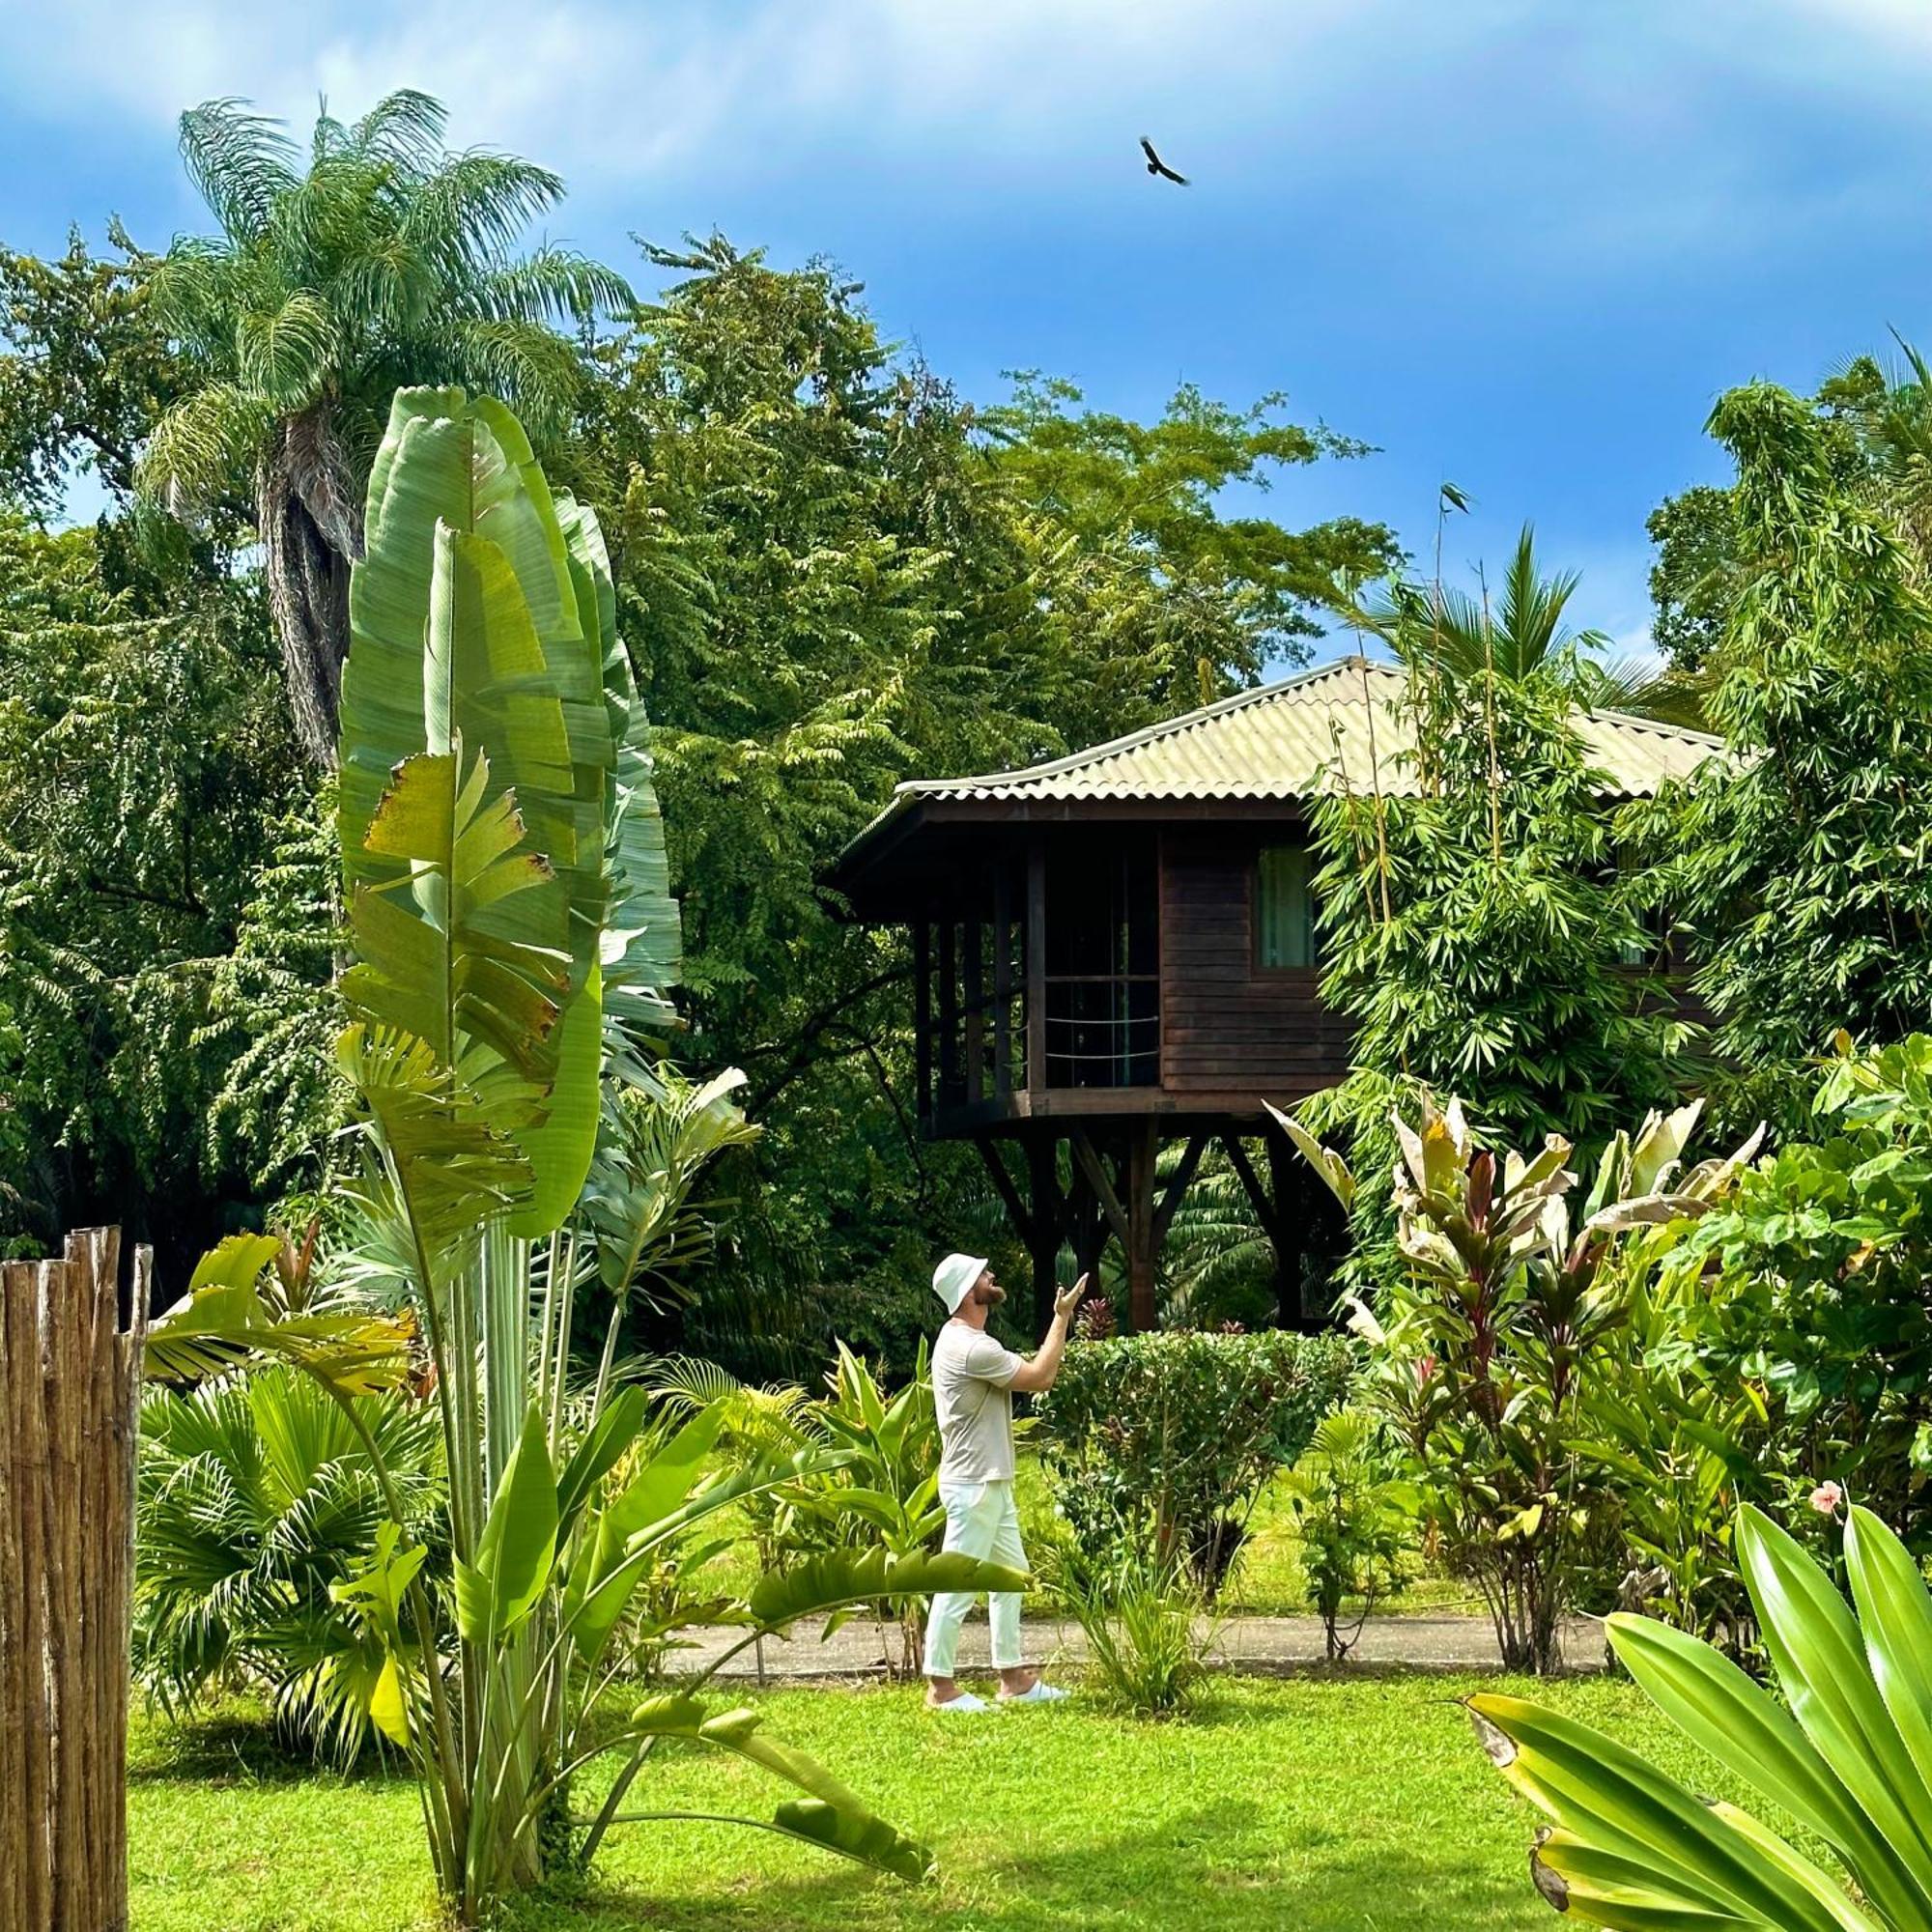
[0,1227,150,1932]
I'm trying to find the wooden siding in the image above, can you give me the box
[1158,829,1352,1099]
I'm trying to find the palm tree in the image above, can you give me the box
[139,93,630,764]
[1345,525,1710,728]
[135,1365,444,1763]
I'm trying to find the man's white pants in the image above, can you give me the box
[923,1477,1026,1676]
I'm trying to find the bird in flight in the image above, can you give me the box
[1139,136,1188,185]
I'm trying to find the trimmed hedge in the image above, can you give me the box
[1034,1328,1357,1594]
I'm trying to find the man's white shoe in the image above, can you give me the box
[998,1680,1067,1704]
[929,1690,991,1714]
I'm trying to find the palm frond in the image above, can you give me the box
[179,99,301,242]
[350,91,451,172]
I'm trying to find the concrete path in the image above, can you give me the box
[675,1610,1605,1681]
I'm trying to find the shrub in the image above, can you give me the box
[1043,1528,1214,1719]
[1647,1034,1932,1548]
[1282,1408,1410,1661]
[134,1367,445,1763]
[1034,1328,1354,1594]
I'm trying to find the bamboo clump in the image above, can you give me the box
[0,1228,150,1932]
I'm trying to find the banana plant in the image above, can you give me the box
[149,388,1024,1925]
[1472,1503,1932,1930]
[784,1342,947,1676]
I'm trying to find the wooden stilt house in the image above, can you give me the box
[829,658,1724,1333]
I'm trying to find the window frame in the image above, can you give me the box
[1252,838,1321,976]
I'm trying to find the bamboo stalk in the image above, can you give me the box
[0,1231,147,1931]
[0,1259,27,1932]
[13,1258,52,1932]
[48,1241,87,1931]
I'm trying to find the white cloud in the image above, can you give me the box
[2,0,1535,185]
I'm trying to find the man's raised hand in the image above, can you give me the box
[1054,1273,1089,1321]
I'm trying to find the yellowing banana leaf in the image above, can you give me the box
[1468,1692,1857,1932]
[619,1693,931,1884]
[1606,1610,1929,1926]
[146,1233,414,1399]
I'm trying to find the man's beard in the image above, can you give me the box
[975,1283,1007,1308]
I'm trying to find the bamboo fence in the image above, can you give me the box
[0,1228,150,1932]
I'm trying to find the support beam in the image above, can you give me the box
[1153,1134,1209,1245]
[913,923,930,1126]
[1220,1133,1284,1244]
[972,1134,1035,1242]
[1123,1121,1158,1333]
[1068,1130,1128,1248]
[992,865,1012,1095]
[1025,839,1046,1097]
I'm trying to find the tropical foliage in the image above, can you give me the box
[1632,381,1932,1115]
[1306,534,1695,1290]
[1634,1034,1932,1551]
[140,93,628,762]
[1283,1094,1761,1671]
[0,510,298,1265]
[1473,1502,1932,1930]
[1034,1328,1354,1594]
[133,1364,443,1764]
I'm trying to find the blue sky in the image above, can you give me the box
[7,0,1932,658]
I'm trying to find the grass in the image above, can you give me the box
[128,1671,1737,1931]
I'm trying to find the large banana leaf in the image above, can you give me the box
[340,388,615,1238]
[564,493,679,1066]
[747,1548,1032,1631]
[617,1693,931,1882]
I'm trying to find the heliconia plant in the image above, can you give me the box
[1472,1502,1932,1930]
[149,388,1023,1925]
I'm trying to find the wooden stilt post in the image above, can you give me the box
[1124,1122,1159,1334]
[1025,1136,1064,1334]
[1264,1123,1308,1329]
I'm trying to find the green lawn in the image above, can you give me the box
[129,1672,1731,1931]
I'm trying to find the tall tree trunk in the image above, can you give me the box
[257,410,363,768]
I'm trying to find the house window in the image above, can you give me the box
[1257,843,1318,970]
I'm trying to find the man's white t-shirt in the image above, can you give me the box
[931,1320,1024,1484]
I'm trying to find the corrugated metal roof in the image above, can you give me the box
[888,658,1724,809]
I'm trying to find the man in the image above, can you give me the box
[923,1251,1086,1712]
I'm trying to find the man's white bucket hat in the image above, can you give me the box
[932,1252,987,1314]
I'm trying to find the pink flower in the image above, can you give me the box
[1809,1481,1844,1518]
